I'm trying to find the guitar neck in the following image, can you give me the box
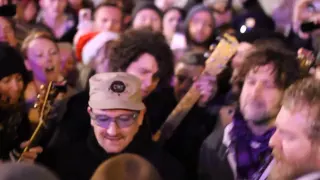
[18,119,45,162]
[159,85,200,142]
[154,34,239,144]
[17,82,55,162]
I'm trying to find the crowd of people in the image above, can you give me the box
[1,0,320,179]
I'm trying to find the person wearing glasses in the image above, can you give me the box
[38,72,185,180]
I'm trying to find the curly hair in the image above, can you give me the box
[109,28,174,87]
[238,48,301,90]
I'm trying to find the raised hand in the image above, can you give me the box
[194,74,218,107]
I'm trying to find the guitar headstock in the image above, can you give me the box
[204,34,239,76]
[33,82,66,126]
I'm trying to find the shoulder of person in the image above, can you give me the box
[37,138,95,180]
[198,121,234,180]
[198,120,227,167]
[147,143,187,180]
[201,120,226,150]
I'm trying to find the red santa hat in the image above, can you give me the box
[75,31,119,64]
[82,31,119,65]
[75,31,99,62]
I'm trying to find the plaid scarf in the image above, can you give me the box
[230,112,275,180]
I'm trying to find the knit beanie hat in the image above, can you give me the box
[0,162,58,180]
[184,4,215,30]
[0,42,29,83]
[132,1,163,21]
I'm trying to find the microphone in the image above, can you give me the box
[301,21,320,33]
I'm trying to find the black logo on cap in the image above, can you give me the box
[110,81,126,94]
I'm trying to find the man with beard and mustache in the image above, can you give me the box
[184,4,216,52]
[269,77,320,180]
[199,48,301,180]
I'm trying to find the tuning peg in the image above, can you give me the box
[40,84,45,90]
[204,52,210,58]
[37,94,41,99]
[34,103,39,108]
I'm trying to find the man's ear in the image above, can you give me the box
[137,108,146,126]
[24,60,32,71]
[88,107,95,126]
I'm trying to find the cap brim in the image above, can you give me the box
[88,99,145,111]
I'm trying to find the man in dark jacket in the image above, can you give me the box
[198,48,302,180]
[39,72,185,180]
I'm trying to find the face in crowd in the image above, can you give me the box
[126,53,159,98]
[173,61,204,101]
[90,108,145,153]
[94,5,123,33]
[206,1,232,27]
[188,10,214,45]
[24,34,62,84]
[40,0,67,19]
[240,63,283,125]
[162,8,183,41]
[0,73,24,105]
[0,17,17,48]
[132,8,162,32]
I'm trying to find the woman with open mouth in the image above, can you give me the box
[20,31,76,125]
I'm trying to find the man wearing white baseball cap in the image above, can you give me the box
[39,72,185,180]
